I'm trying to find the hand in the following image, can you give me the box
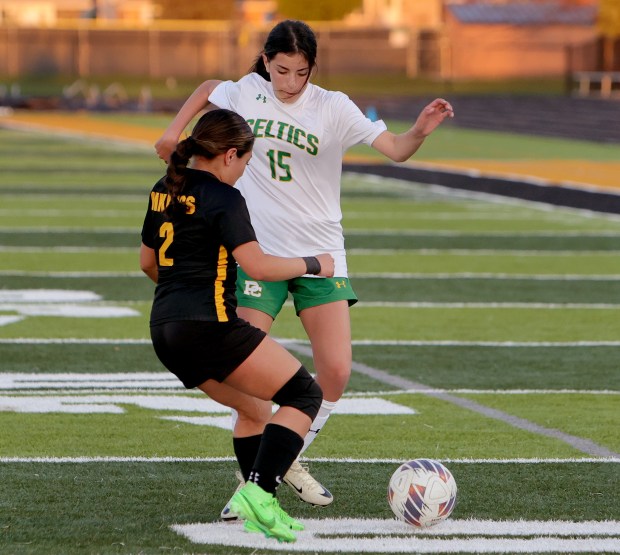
[413,98,454,137]
[315,253,335,277]
[154,132,179,164]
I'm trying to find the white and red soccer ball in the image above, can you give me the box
[387,458,457,527]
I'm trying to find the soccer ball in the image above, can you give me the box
[387,458,457,527]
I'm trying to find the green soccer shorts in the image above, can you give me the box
[236,267,358,318]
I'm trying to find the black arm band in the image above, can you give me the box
[303,256,321,275]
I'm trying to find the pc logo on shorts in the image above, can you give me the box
[243,280,262,297]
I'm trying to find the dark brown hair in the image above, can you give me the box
[250,20,317,82]
[165,109,254,218]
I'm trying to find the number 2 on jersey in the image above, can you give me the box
[267,149,292,182]
[159,222,174,266]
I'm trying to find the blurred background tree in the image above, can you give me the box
[597,0,620,70]
[598,0,620,36]
[154,0,362,22]
[277,0,362,21]
[155,0,236,20]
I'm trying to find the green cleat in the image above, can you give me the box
[244,519,274,537]
[271,497,304,531]
[230,482,297,543]
[244,498,304,532]
[244,520,273,537]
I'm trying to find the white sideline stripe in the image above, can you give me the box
[348,248,620,256]
[0,304,139,318]
[352,272,620,280]
[355,301,620,309]
[0,373,616,396]
[2,270,620,281]
[5,299,620,311]
[348,389,620,395]
[346,170,620,204]
[1,456,618,464]
[0,209,139,217]
[0,393,412,417]
[0,270,145,277]
[4,338,620,347]
[0,338,152,344]
[345,230,620,237]
[283,344,620,459]
[172,518,620,553]
[344,212,580,220]
[0,316,23,326]
[0,227,138,233]
[4,227,620,236]
[0,246,135,253]
[0,289,101,302]
[4,245,620,256]
[349,340,620,346]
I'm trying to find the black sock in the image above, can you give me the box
[249,424,304,494]
[233,434,262,481]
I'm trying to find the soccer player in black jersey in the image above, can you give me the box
[140,109,334,543]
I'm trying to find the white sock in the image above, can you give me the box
[299,399,337,455]
[231,409,238,432]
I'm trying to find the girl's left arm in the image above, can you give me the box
[371,98,454,162]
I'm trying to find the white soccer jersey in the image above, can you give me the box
[209,73,387,277]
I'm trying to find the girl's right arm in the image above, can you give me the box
[233,242,334,281]
[154,79,223,163]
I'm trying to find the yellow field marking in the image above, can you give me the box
[1,111,159,145]
[2,111,619,191]
[425,159,620,192]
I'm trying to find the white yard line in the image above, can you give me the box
[4,338,620,347]
[173,518,620,553]
[1,456,618,463]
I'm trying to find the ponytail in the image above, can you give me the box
[164,137,194,219]
[163,109,254,220]
[250,54,270,81]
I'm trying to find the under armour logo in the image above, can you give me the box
[243,280,262,297]
[256,93,267,103]
[335,280,346,289]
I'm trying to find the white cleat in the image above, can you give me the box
[220,470,245,521]
[283,460,333,506]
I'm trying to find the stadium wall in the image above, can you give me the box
[444,18,596,79]
[0,21,601,80]
[0,22,409,79]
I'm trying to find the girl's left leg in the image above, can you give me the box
[277,300,350,507]
[299,299,352,449]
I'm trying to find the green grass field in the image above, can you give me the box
[0,124,618,554]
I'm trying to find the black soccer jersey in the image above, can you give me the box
[141,168,257,324]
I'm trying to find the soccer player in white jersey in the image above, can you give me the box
[155,19,454,519]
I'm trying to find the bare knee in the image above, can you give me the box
[234,398,272,427]
[315,360,351,401]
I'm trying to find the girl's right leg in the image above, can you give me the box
[237,305,334,507]
[214,336,322,541]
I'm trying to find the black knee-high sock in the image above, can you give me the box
[233,434,262,481]
[249,424,304,494]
